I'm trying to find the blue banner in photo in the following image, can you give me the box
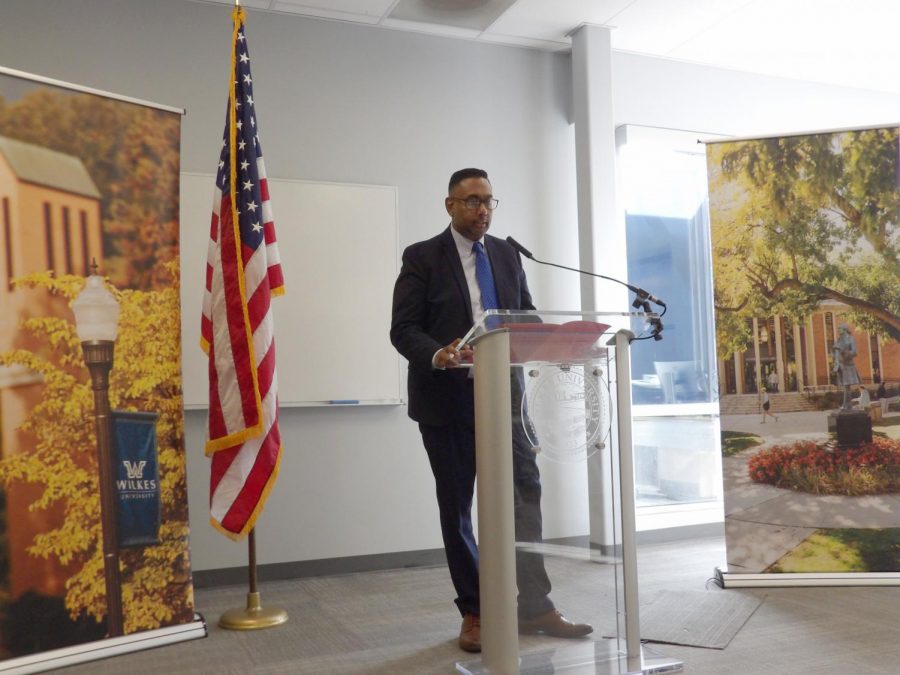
[112,410,161,548]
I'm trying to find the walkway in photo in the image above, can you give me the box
[720,410,900,572]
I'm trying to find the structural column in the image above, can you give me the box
[571,24,625,311]
[571,24,626,552]
[806,317,818,387]
[773,315,784,392]
[752,318,762,393]
[734,353,745,394]
[793,322,804,391]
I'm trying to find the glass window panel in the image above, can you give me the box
[616,125,723,518]
[617,126,717,407]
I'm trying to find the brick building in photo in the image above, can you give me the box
[0,135,103,600]
[719,301,899,396]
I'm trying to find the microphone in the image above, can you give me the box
[506,236,534,260]
[505,236,666,308]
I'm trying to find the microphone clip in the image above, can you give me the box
[632,289,666,309]
[634,297,664,341]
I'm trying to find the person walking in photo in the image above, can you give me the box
[760,388,778,423]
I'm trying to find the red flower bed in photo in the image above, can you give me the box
[747,437,900,495]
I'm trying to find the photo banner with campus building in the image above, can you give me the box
[706,125,900,581]
[0,67,199,662]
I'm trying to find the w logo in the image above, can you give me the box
[123,460,147,479]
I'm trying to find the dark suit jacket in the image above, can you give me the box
[390,226,535,425]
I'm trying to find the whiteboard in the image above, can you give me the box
[179,173,402,408]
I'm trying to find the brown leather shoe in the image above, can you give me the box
[459,613,481,652]
[518,609,593,638]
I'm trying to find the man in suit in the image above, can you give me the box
[390,168,592,653]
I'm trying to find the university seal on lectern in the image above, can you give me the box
[522,364,608,462]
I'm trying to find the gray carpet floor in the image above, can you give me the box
[42,535,900,674]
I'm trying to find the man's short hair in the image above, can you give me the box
[448,168,489,194]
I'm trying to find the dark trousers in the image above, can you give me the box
[419,386,553,619]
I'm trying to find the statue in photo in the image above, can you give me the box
[832,323,861,411]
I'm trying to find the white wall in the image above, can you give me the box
[2,0,900,572]
[611,51,900,136]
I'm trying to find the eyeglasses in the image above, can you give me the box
[448,197,499,210]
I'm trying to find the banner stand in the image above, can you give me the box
[715,568,900,588]
[0,615,207,675]
[704,125,900,588]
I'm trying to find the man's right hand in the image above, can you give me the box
[435,338,473,369]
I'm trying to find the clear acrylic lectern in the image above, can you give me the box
[455,310,682,675]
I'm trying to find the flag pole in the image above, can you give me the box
[219,528,288,630]
[213,3,287,630]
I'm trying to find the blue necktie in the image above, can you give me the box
[473,241,499,311]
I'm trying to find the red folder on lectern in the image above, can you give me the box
[460,310,629,365]
[503,320,610,363]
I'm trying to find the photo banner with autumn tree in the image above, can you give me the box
[706,125,900,584]
[0,66,200,663]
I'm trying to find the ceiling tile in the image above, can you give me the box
[668,0,900,93]
[608,0,753,55]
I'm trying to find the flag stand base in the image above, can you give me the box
[218,530,287,630]
[219,591,288,630]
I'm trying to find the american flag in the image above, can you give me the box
[201,6,284,540]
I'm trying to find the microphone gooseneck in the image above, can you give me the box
[505,236,666,307]
[505,235,665,341]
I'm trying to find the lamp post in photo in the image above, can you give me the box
[72,267,124,637]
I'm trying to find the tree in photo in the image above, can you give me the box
[707,128,900,360]
[0,266,192,634]
[0,89,180,291]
